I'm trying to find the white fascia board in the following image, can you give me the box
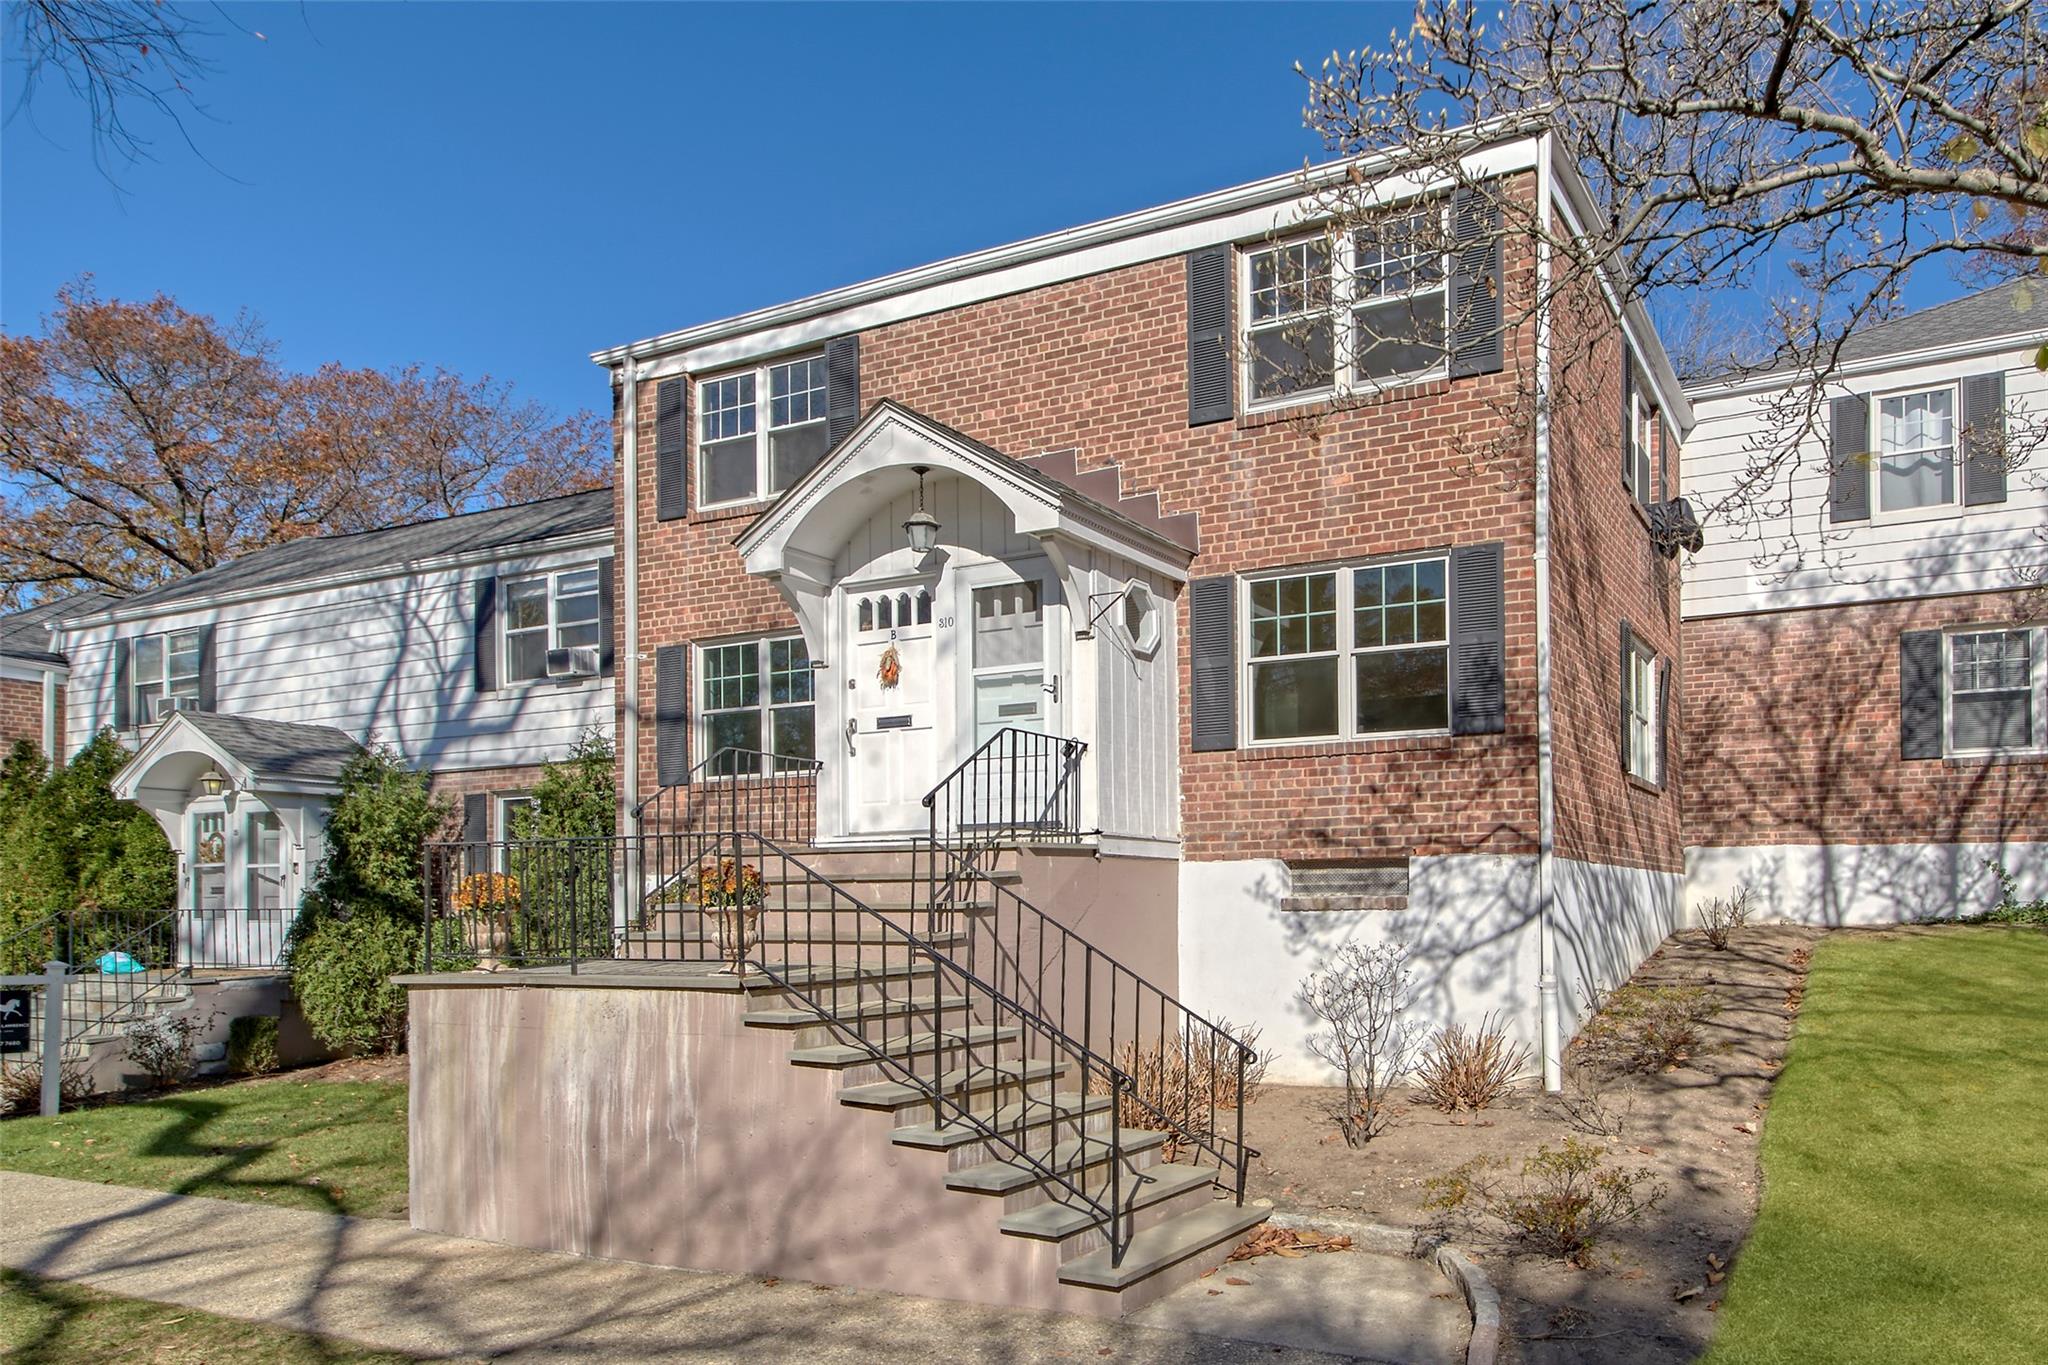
[599,133,1546,378]
[1685,333,2048,404]
[1,659,64,684]
[1543,147,1694,433]
[57,528,613,635]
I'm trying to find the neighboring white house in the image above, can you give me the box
[51,488,616,954]
[1680,279,2047,924]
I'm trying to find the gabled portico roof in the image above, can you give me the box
[733,401,1197,586]
[114,711,364,804]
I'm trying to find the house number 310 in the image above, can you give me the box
[936,614,956,629]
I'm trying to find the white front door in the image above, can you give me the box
[843,579,940,835]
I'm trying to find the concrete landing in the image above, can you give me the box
[1132,1247,1470,1364]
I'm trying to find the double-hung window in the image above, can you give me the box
[1245,239,1334,403]
[502,565,602,683]
[1243,205,1451,408]
[1876,387,1957,513]
[699,635,817,774]
[1245,557,1450,743]
[132,629,203,722]
[1621,635,1660,783]
[696,353,830,507]
[1948,628,2039,754]
[1625,386,1657,506]
[1352,205,1448,385]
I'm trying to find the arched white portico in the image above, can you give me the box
[734,402,1195,849]
[112,711,362,965]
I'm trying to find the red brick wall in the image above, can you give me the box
[0,676,52,756]
[1545,292,1686,873]
[624,173,1575,862]
[431,764,554,838]
[1683,590,2048,848]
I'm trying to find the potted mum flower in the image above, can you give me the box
[693,857,766,974]
[451,871,521,971]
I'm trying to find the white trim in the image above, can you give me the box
[61,526,612,632]
[693,350,831,512]
[498,562,604,687]
[693,631,817,776]
[1532,128,1561,1092]
[599,131,1545,373]
[1683,331,2046,402]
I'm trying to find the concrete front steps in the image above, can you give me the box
[733,941,1267,1309]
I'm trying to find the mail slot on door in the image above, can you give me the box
[874,715,913,731]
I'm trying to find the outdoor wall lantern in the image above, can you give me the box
[199,765,229,799]
[903,466,941,556]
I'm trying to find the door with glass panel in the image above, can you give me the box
[242,811,289,966]
[843,582,938,835]
[965,575,1062,832]
[178,807,230,968]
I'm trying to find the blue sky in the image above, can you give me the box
[3,1,1399,421]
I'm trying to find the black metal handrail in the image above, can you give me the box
[423,836,625,973]
[918,727,1258,1203]
[43,909,192,1049]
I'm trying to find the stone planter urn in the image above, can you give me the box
[451,873,521,973]
[693,857,767,975]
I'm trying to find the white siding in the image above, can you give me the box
[61,542,612,771]
[1681,343,2048,618]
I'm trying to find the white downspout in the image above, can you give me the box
[42,669,63,769]
[619,361,642,848]
[1533,135,1562,1092]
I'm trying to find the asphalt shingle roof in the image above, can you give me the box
[183,711,364,784]
[1829,277,2046,367]
[101,487,613,617]
[0,590,117,665]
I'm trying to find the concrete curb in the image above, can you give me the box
[1266,1210,1501,1365]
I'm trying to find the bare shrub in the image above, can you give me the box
[1425,1136,1665,1267]
[0,1059,96,1115]
[1097,1019,1274,1155]
[1550,1059,1636,1140]
[1698,888,1754,950]
[1414,1011,1531,1113]
[122,1009,216,1088]
[1299,942,1419,1146]
[1579,983,1722,1074]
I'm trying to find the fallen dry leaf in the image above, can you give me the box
[1735,1121,1758,1135]
[1708,1271,1726,1286]
[1225,1276,1252,1286]
[1707,1253,1726,1271]
[1207,1288,1223,1296]
[1675,1284,1704,1303]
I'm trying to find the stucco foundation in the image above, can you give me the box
[404,976,1211,1317]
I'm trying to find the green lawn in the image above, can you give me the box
[0,1269,423,1363]
[1707,926,2048,1364]
[0,1076,407,1219]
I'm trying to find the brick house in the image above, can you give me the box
[1,590,111,762]
[592,127,1693,1085]
[1681,279,2047,924]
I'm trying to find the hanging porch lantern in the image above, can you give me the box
[903,465,940,556]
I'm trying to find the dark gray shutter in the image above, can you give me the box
[1829,394,1871,523]
[1448,186,1504,379]
[597,556,616,676]
[473,576,498,693]
[1619,347,1635,492]
[825,335,862,448]
[1617,620,1635,774]
[1186,246,1234,426]
[196,624,217,713]
[1659,417,1675,502]
[655,378,688,522]
[112,637,133,730]
[1449,542,1507,735]
[461,793,489,876]
[1189,576,1236,751]
[1899,630,1945,760]
[1656,656,1672,790]
[655,643,691,785]
[1962,371,2008,506]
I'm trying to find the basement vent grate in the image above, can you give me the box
[1284,861,1409,911]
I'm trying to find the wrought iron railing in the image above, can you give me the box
[916,728,1257,1202]
[2,908,194,1050]
[422,837,626,973]
[632,747,821,846]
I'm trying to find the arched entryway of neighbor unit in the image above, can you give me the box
[734,401,1195,850]
[112,710,362,966]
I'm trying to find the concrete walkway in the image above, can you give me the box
[0,1172,1364,1363]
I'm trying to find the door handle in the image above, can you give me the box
[1042,676,1060,704]
[844,716,858,755]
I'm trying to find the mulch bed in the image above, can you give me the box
[1241,925,1823,1365]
